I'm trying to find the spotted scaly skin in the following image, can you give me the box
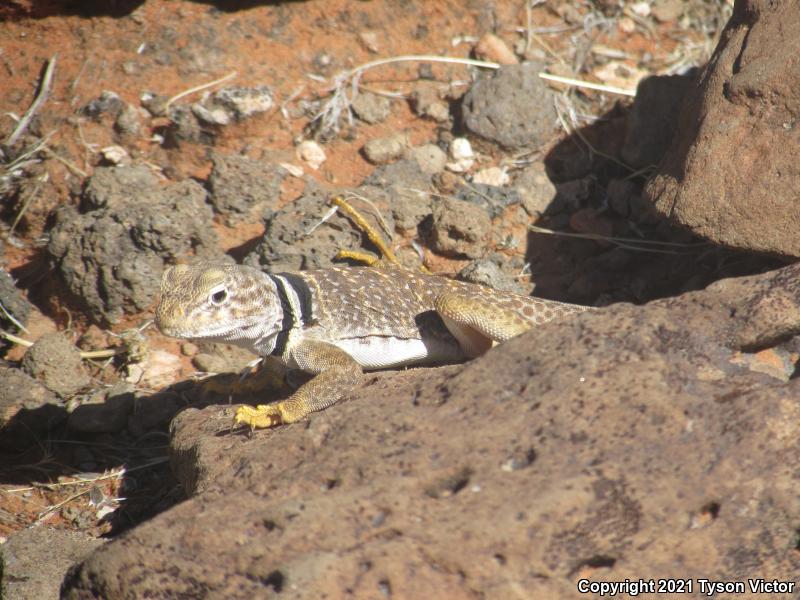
[155,262,591,429]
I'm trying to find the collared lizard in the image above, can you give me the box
[155,261,592,429]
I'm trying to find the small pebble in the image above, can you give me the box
[180,342,199,357]
[446,138,475,172]
[100,145,130,165]
[410,143,447,175]
[474,33,518,65]
[351,92,391,124]
[652,0,684,22]
[363,134,408,165]
[411,86,449,122]
[296,140,327,170]
[213,86,274,120]
[472,166,510,187]
[358,31,380,53]
[125,349,182,388]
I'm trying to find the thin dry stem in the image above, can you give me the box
[529,224,708,254]
[5,55,57,147]
[164,70,237,111]
[539,72,636,97]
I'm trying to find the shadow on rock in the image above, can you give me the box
[0,377,208,535]
[0,0,146,19]
[532,70,782,307]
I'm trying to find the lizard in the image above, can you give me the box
[155,261,592,429]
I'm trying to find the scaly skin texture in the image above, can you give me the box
[155,262,591,428]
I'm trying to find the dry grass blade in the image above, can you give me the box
[10,171,48,234]
[0,328,127,360]
[529,224,708,254]
[0,133,52,199]
[4,55,56,148]
[539,72,636,97]
[164,70,238,111]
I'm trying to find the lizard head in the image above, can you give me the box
[155,262,283,354]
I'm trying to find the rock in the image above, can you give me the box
[125,349,183,389]
[48,167,219,324]
[361,159,433,233]
[140,91,168,117]
[351,92,391,124]
[99,145,130,166]
[0,366,64,452]
[410,86,450,122]
[621,72,695,169]
[126,391,185,438]
[454,182,521,219]
[652,0,684,22]
[0,268,31,343]
[606,178,638,218]
[458,258,525,294]
[81,164,159,210]
[81,91,123,120]
[361,158,431,191]
[67,383,136,434]
[358,31,380,53]
[76,325,111,352]
[62,264,800,597]
[429,197,491,258]
[113,103,143,138]
[409,143,447,175]
[569,207,615,240]
[472,166,509,187]
[445,137,475,172]
[296,140,326,170]
[191,103,231,127]
[474,33,518,65]
[166,104,212,144]
[646,0,800,257]
[1,527,103,600]
[207,154,286,226]
[208,86,274,121]
[21,332,90,397]
[191,343,256,374]
[462,62,557,150]
[554,177,593,212]
[607,178,660,225]
[514,161,557,216]
[362,133,408,165]
[245,184,394,273]
[189,86,275,126]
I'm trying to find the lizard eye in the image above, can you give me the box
[210,288,228,305]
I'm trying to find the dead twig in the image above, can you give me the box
[0,300,29,333]
[0,328,126,360]
[529,224,708,254]
[539,72,636,97]
[164,70,238,111]
[10,172,48,234]
[5,55,57,148]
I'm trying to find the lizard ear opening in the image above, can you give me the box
[210,286,228,306]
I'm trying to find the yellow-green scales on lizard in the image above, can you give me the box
[155,262,591,429]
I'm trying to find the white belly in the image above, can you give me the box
[334,336,464,370]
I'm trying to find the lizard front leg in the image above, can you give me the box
[234,340,363,429]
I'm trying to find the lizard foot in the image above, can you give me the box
[330,196,399,266]
[234,404,285,429]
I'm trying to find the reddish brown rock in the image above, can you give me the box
[646,0,800,257]
[62,264,800,598]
